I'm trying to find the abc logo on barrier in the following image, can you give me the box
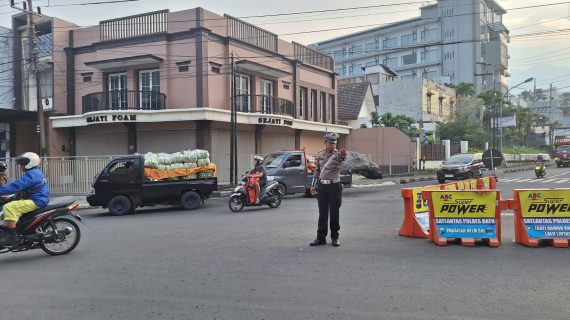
[519,190,570,239]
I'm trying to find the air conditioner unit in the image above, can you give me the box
[42,97,53,111]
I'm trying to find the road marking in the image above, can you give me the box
[540,179,556,183]
[554,179,569,183]
[352,182,396,188]
[517,178,532,182]
[500,178,515,182]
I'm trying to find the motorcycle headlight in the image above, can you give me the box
[555,157,560,161]
[267,176,274,181]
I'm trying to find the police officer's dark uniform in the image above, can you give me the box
[309,133,346,247]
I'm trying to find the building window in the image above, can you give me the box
[311,90,318,120]
[426,93,432,114]
[336,66,346,76]
[282,81,290,90]
[139,69,161,110]
[421,49,439,62]
[349,64,362,75]
[365,42,378,54]
[353,45,363,56]
[328,94,334,123]
[439,97,444,115]
[209,62,221,74]
[176,60,191,72]
[382,57,398,68]
[401,33,417,46]
[421,28,439,42]
[81,72,93,83]
[333,50,344,60]
[299,87,308,118]
[236,74,251,112]
[383,37,397,49]
[402,52,417,66]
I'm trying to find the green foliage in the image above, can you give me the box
[369,112,419,137]
[561,92,570,108]
[502,146,545,154]
[360,123,368,128]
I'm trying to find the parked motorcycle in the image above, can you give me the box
[0,196,83,255]
[228,174,283,212]
[534,163,546,178]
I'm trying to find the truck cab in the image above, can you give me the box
[263,151,351,196]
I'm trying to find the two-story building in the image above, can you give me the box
[8,8,349,180]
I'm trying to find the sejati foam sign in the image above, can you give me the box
[519,190,570,239]
[432,191,497,239]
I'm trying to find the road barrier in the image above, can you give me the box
[399,178,491,239]
[423,190,502,247]
[509,189,570,248]
[399,177,570,248]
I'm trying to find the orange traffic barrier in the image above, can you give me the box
[510,189,570,248]
[422,190,502,247]
[399,186,441,238]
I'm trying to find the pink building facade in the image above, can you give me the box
[46,8,349,180]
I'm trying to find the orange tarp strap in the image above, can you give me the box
[144,163,217,180]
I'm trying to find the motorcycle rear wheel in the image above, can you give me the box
[39,217,81,256]
[228,195,245,212]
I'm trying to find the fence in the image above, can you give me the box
[420,143,461,161]
[363,154,412,175]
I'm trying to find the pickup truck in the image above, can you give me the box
[263,150,352,196]
[86,155,217,215]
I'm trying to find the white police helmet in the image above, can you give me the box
[253,155,264,163]
[15,152,41,170]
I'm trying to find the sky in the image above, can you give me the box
[1,0,569,95]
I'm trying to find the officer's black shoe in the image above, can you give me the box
[331,239,340,247]
[0,231,19,247]
[309,239,326,246]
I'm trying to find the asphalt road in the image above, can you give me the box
[1,168,570,320]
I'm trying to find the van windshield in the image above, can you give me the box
[263,153,289,168]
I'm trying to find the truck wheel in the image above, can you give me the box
[557,163,561,168]
[181,191,202,210]
[108,195,132,216]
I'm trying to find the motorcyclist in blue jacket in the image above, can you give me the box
[0,152,49,246]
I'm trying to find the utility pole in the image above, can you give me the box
[230,52,235,184]
[12,0,45,156]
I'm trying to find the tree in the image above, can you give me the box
[369,112,419,137]
[454,82,476,97]
[437,95,490,145]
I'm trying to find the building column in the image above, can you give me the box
[125,123,137,154]
[196,120,212,151]
[255,125,264,154]
[295,129,302,150]
[68,127,76,156]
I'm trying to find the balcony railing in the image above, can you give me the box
[82,91,166,113]
[235,94,294,117]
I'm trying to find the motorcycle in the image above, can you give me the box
[534,163,546,178]
[228,173,283,212]
[0,195,83,256]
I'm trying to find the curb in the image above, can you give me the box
[398,176,437,184]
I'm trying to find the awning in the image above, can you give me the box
[236,60,290,78]
[0,109,37,122]
[85,54,163,70]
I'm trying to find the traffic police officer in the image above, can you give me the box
[309,132,346,247]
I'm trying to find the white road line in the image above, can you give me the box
[500,178,514,182]
[554,179,569,183]
[540,179,557,183]
[517,178,532,182]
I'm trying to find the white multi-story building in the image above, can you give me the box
[312,0,510,93]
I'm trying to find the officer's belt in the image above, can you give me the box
[320,179,340,185]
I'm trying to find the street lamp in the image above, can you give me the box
[499,77,534,151]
